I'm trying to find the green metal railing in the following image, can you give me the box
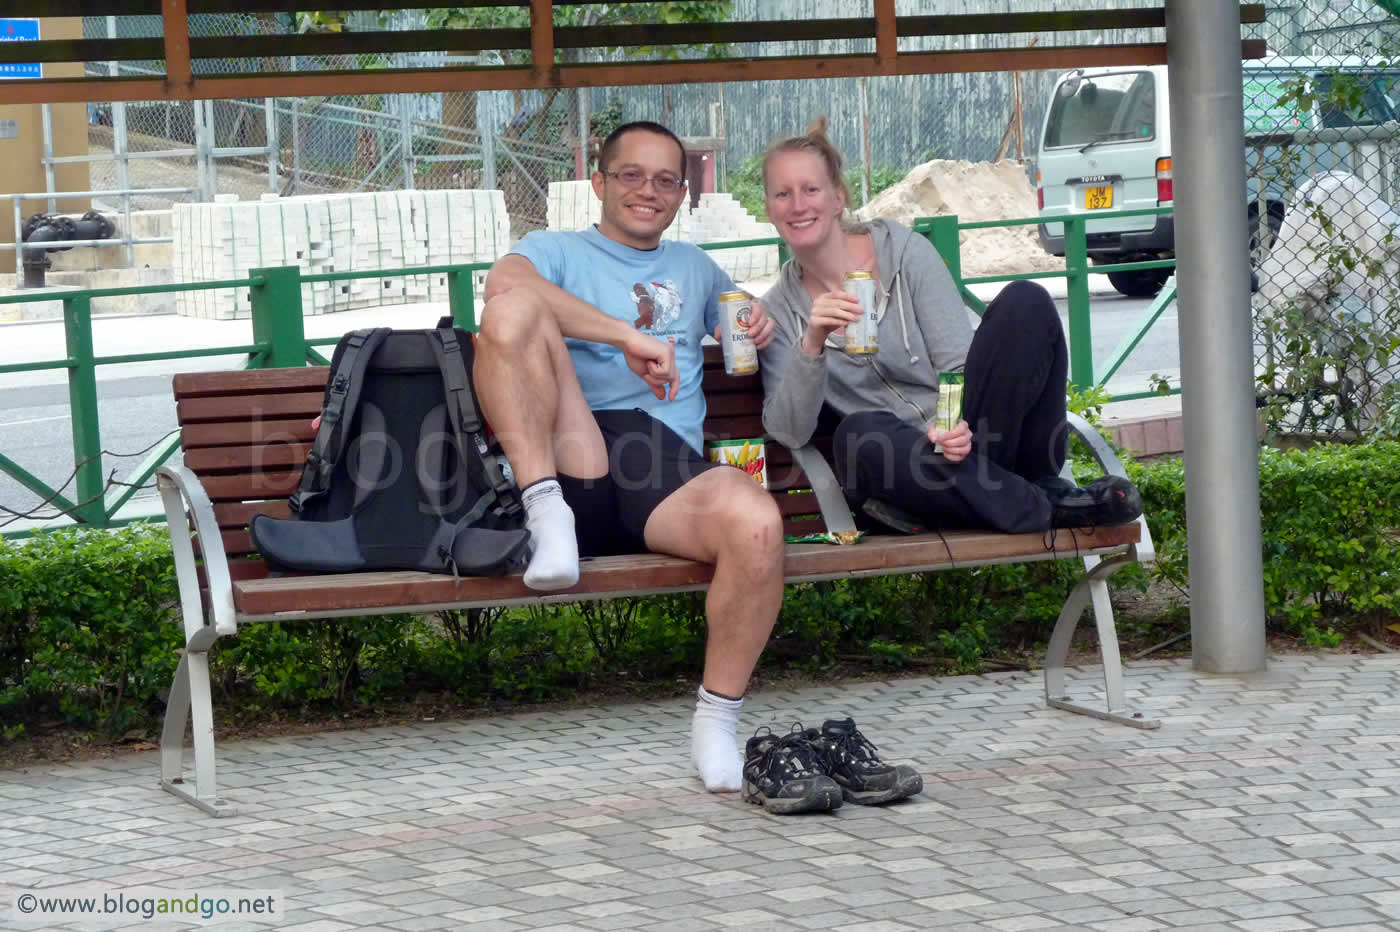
[0,208,1177,536]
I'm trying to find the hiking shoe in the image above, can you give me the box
[742,727,843,815]
[803,718,923,806]
[1042,475,1143,528]
[861,497,925,534]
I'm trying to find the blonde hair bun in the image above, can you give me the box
[805,116,829,140]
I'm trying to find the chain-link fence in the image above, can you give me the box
[1245,5,1400,442]
[23,4,1399,438]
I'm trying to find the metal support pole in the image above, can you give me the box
[64,295,107,527]
[1063,216,1094,389]
[105,17,135,264]
[41,105,56,214]
[447,267,476,331]
[13,199,23,288]
[925,215,962,292]
[265,96,278,193]
[204,100,220,198]
[479,92,497,190]
[290,57,301,195]
[1166,1,1267,674]
[249,266,308,368]
[716,83,727,192]
[577,88,589,178]
[399,93,414,190]
[194,100,209,201]
[858,77,871,206]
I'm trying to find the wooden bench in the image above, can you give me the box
[156,345,1156,816]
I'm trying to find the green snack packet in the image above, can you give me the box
[933,371,965,452]
[937,371,965,432]
[784,530,867,545]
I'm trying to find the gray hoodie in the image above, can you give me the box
[759,218,974,448]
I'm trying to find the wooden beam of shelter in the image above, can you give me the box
[2,9,1268,65]
[0,4,1267,106]
[530,0,555,78]
[161,0,192,93]
[874,0,897,66]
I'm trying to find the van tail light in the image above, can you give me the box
[1036,170,1044,209]
[1156,157,1174,204]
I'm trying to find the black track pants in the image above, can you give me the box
[832,280,1068,534]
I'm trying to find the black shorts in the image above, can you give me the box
[558,408,721,557]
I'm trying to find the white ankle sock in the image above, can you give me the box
[520,479,579,591]
[691,686,743,792]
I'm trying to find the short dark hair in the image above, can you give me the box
[597,121,686,175]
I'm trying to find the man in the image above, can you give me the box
[473,121,784,793]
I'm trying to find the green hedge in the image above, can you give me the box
[1130,441,1400,645]
[3,441,1397,739]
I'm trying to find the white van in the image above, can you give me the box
[1035,58,1400,297]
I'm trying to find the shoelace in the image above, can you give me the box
[832,727,884,766]
[770,728,824,779]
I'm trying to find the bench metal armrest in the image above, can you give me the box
[1063,412,1156,564]
[156,464,238,646]
[787,444,858,536]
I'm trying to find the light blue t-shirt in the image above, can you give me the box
[509,226,734,452]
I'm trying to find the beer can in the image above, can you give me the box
[932,371,965,454]
[842,271,879,355]
[718,290,759,375]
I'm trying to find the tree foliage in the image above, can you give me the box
[300,3,733,61]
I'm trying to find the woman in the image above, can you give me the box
[757,119,1141,533]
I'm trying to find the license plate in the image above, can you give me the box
[1084,185,1113,209]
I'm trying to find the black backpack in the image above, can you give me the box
[250,321,531,577]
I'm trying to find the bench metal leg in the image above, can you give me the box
[1044,549,1161,729]
[160,650,237,817]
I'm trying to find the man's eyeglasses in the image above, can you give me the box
[602,169,685,194]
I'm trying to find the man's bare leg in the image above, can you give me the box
[474,288,608,589]
[644,468,785,791]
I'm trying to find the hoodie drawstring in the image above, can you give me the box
[893,272,919,365]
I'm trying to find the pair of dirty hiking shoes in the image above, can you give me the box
[742,718,923,815]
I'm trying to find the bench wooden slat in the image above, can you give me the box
[229,525,1140,618]
[182,418,317,449]
[199,470,302,501]
[214,501,827,564]
[173,366,327,399]
[213,501,289,527]
[177,391,326,424]
[701,370,760,393]
[704,415,765,440]
[185,442,312,475]
[703,393,763,417]
[774,491,817,518]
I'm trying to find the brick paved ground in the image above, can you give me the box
[3,654,1400,931]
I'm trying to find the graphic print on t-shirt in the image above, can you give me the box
[630,280,683,332]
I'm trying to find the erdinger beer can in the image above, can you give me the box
[842,271,879,355]
[718,290,759,375]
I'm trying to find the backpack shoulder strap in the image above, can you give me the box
[427,326,523,522]
[290,326,392,514]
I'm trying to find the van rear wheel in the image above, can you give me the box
[1106,268,1171,298]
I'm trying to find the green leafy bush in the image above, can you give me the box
[3,442,1397,740]
[0,524,181,733]
[1131,442,1400,643]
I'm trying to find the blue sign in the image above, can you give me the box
[0,18,41,81]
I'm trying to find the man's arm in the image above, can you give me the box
[484,254,679,401]
[486,255,641,347]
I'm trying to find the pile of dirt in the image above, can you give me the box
[854,159,1065,279]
